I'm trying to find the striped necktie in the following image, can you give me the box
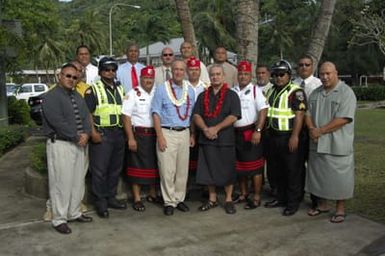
[69,92,84,133]
[300,80,305,88]
[165,68,171,81]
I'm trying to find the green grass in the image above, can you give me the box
[346,109,385,223]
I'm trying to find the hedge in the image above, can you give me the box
[7,96,31,125]
[30,143,47,175]
[0,125,27,157]
[352,85,385,101]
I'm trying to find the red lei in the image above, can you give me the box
[171,85,190,121]
[204,84,228,118]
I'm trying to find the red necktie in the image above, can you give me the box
[131,66,138,88]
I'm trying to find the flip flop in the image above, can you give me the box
[244,199,261,210]
[330,213,346,223]
[132,201,145,212]
[307,208,330,217]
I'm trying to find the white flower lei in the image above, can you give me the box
[165,80,189,107]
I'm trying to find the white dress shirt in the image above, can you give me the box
[293,75,322,99]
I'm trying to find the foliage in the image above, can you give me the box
[7,96,31,125]
[30,143,48,175]
[0,125,26,157]
[352,85,385,101]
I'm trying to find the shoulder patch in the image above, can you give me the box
[299,102,306,110]
[295,90,305,101]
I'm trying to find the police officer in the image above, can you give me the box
[264,60,306,216]
[85,57,127,218]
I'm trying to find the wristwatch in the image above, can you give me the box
[255,128,262,132]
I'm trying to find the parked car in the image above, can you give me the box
[6,83,19,97]
[16,83,48,102]
[28,93,45,125]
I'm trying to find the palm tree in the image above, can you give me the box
[306,0,337,67]
[175,0,197,48]
[236,0,259,67]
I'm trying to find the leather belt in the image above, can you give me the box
[133,126,155,134]
[234,124,255,131]
[162,126,189,132]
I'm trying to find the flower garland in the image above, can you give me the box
[204,83,228,118]
[170,85,190,120]
[165,79,188,106]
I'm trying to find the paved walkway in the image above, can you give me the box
[0,137,384,256]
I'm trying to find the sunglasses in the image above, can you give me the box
[163,53,173,57]
[272,73,286,78]
[102,68,116,72]
[62,73,78,80]
[298,63,311,67]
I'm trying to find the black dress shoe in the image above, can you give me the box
[264,200,285,208]
[53,223,71,234]
[282,208,298,216]
[164,206,174,216]
[75,214,93,223]
[176,202,190,212]
[96,209,109,218]
[108,198,127,210]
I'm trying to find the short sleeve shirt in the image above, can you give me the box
[307,81,356,155]
[232,83,269,127]
[121,86,155,127]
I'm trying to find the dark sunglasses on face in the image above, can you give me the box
[272,73,286,78]
[62,73,78,80]
[298,63,311,67]
[163,53,173,57]
[103,68,116,72]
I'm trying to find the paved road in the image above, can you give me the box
[0,137,384,256]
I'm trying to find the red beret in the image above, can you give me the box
[140,65,155,78]
[187,56,200,68]
[237,60,252,72]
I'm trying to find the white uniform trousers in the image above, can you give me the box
[157,128,190,207]
[47,139,88,227]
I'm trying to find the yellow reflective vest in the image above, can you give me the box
[266,82,301,131]
[91,80,124,127]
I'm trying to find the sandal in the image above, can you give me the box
[146,195,163,204]
[232,194,248,204]
[224,201,236,214]
[198,200,218,211]
[132,201,145,212]
[330,213,346,223]
[244,198,261,210]
[307,208,330,217]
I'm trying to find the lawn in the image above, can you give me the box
[346,109,385,224]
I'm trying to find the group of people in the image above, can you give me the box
[42,42,356,235]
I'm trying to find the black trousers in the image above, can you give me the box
[89,128,125,211]
[266,131,304,210]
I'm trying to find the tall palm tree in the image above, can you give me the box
[236,0,259,68]
[175,0,197,48]
[306,0,337,67]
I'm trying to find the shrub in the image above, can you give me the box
[7,96,31,125]
[352,85,385,101]
[0,125,27,156]
[30,143,47,175]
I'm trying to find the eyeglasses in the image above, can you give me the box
[298,63,311,67]
[62,73,78,80]
[163,53,173,57]
[272,73,286,78]
[102,68,116,72]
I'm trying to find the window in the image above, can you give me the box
[34,84,46,92]
[19,85,32,93]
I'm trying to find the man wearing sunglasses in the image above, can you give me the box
[42,63,93,234]
[264,60,307,217]
[155,47,175,85]
[84,57,127,218]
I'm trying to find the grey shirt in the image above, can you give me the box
[42,85,91,142]
[307,81,356,155]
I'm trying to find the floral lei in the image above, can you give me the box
[167,80,190,120]
[204,83,228,118]
[165,79,188,106]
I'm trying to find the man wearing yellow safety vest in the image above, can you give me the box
[263,60,307,216]
[84,57,127,218]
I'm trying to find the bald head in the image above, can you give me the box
[319,61,339,90]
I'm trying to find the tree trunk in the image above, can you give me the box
[175,0,197,47]
[306,0,336,68]
[235,0,259,75]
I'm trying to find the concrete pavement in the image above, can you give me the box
[0,137,384,256]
